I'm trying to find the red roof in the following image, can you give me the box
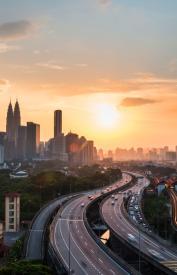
[4,192,20,198]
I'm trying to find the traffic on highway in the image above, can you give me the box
[101,175,177,273]
[50,174,132,275]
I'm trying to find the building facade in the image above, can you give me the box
[54,110,62,137]
[26,122,40,159]
[5,193,20,232]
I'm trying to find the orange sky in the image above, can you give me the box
[0,0,177,150]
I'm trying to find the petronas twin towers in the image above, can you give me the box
[6,100,21,159]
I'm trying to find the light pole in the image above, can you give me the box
[138,228,141,273]
[69,220,71,275]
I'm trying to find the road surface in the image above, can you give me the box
[101,175,177,273]
[50,174,132,275]
[26,196,70,260]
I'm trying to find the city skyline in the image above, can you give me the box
[0,1,177,149]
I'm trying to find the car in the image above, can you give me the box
[115,197,118,200]
[127,233,137,243]
[81,203,85,207]
[111,195,115,199]
[88,195,92,199]
[147,249,165,261]
[111,201,115,205]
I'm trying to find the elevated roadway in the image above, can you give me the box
[25,196,70,260]
[50,174,133,275]
[101,176,177,273]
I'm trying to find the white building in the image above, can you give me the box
[10,171,28,179]
[5,193,20,232]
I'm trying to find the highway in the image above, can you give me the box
[26,196,70,260]
[101,176,177,272]
[50,174,132,275]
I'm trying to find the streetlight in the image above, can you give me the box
[138,228,141,273]
[69,220,71,275]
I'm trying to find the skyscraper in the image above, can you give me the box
[5,100,21,160]
[26,122,40,159]
[6,101,14,142]
[54,110,62,137]
[17,126,27,160]
[14,100,21,146]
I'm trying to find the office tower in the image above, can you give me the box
[17,126,27,160]
[65,132,79,164]
[26,122,40,159]
[0,132,6,164]
[6,101,14,141]
[5,193,20,232]
[50,134,67,161]
[14,100,21,146]
[54,110,62,137]
[80,140,94,166]
[65,132,79,153]
[98,148,104,161]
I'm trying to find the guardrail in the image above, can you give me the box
[48,194,83,274]
[83,173,139,275]
[120,200,176,275]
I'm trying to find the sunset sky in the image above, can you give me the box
[0,0,177,150]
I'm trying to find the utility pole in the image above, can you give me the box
[68,181,71,274]
[69,220,71,275]
[138,228,141,273]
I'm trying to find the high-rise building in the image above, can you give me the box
[54,110,62,137]
[17,126,27,160]
[5,101,21,160]
[5,193,20,232]
[6,101,14,142]
[50,134,67,161]
[0,132,5,164]
[26,122,40,159]
[80,140,94,166]
[65,132,80,164]
[14,100,21,146]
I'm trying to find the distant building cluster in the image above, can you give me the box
[0,101,96,166]
[98,146,177,163]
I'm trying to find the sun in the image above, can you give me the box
[96,104,121,129]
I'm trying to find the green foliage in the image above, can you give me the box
[8,237,24,263]
[0,167,122,221]
[143,192,177,242]
[0,260,53,274]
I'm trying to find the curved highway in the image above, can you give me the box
[101,175,177,272]
[50,174,132,275]
[26,196,70,260]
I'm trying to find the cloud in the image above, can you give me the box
[98,0,112,6]
[0,43,20,53]
[75,63,88,68]
[36,62,66,70]
[120,97,158,107]
[0,20,36,41]
[0,79,10,93]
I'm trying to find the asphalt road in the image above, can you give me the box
[26,196,69,260]
[101,175,177,267]
[50,174,132,275]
